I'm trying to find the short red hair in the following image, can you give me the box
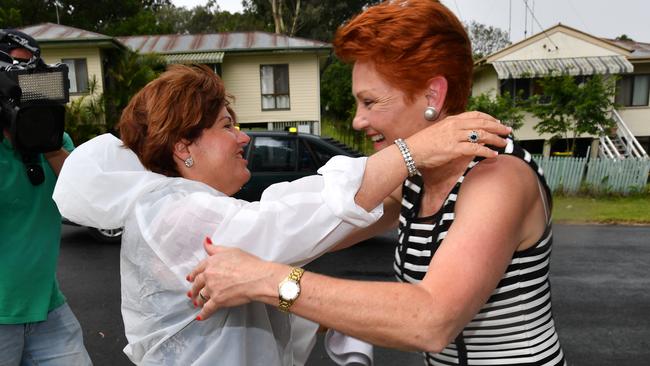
[333,0,472,115]
[118,64,231,177]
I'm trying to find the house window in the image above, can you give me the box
[62,58,89,94]
[616,74,650,107]
[500,78,531,101]
[260,64,290,110]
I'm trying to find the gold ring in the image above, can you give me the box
[199,290,208,301]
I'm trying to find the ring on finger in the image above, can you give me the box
[468,130,480,143]
[199,290,209,302]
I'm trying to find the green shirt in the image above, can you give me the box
[0,133,74,324]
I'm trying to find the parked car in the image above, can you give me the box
[61,130,361,243]
[62,217,123,244]
[234,129,364,201]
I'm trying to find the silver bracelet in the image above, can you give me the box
[394,138,420,177]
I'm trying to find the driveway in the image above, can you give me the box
[57,224,650,365]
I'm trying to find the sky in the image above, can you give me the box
[171,0,650,43]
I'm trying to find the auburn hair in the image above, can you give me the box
[118,64,231,177]
[333,0,473,115]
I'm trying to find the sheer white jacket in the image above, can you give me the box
[53,134,382,366]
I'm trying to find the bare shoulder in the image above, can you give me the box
[456,154,540,213]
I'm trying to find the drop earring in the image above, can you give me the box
[424,106,438,121]
[184,156,194,168]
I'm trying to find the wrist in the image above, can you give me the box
[394,138,420,177]
[256,262,291,304]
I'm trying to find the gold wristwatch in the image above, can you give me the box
[278,267,305,312]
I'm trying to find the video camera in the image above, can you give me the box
[0,29,69,155]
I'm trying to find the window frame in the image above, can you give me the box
[260,64,290,111]
[61,58,89,95]
[616,74,650,107]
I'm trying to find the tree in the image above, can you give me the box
[615,34,634,41]
[528,74,618,154]
[102,50,166,134]
[242,0,379,41]
[467,91,524,130]
[320,57,371,152]
[465,21,510,59]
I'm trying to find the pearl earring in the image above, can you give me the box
[424,106,438,121]
[184,156,194,168]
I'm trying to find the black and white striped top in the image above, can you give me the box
[394,139,566,366]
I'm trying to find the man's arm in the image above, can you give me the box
[44,148,69,176]
[45,132,74,177]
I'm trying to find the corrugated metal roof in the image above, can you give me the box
[19,22,112,42]
[492,55,634,79]
[163,51,224,64]
[117,32,331,54]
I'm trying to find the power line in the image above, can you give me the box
[522,0,559,50]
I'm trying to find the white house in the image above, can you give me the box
[118,32,331,134]
[20,23,125,99]
[473,24,649,158]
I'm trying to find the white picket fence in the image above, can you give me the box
[534,156,650,194]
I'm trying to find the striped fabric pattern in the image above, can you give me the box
[394,140,566,366]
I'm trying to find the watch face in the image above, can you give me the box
[279,280,300,301]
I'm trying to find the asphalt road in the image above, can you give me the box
[57,224,650,365]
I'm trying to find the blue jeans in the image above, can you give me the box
[0,303,92,366]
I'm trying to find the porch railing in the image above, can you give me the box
[599,110,649,159]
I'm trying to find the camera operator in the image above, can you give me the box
[0,30,91,365]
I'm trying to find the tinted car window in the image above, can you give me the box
[250,137,296,172]
[306,140,339,165]
[298,140,317,172]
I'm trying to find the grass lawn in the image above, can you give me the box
[552,195,650,225]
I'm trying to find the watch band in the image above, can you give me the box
[278,267,305,312]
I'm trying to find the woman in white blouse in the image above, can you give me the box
[53,64,509,365]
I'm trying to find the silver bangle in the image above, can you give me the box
[394,138,420,177]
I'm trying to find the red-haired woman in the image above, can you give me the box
[53,63,508,365]
[189,1,566,365]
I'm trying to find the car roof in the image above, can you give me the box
[242,130,365,157]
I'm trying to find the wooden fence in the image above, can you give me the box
[534,156,650,194]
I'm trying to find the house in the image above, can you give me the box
[19,23,125,99]
[118,32,331,134]
[473,24,649,158]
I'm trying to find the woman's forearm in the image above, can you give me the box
[354,144,408,211]
[256,264,457,353]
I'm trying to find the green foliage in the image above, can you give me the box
[103,50,166,132]
[552,194,650,224]
[319,58,373,153]
[65,77,105,144]
[321,118,372,155]
[3,0,376,40]
[615,34,633,41]
[467,91,524,130]
[0,7,22,26]
[321,58,354,120]
[528,74,617,153]
[465,21,510,59]
[64,50,164,144]
[243,0,379,41]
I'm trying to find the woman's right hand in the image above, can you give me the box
[406,111,511,170]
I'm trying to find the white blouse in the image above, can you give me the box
[53,134,381,366]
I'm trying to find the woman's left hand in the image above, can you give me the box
[187,238,280,320]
